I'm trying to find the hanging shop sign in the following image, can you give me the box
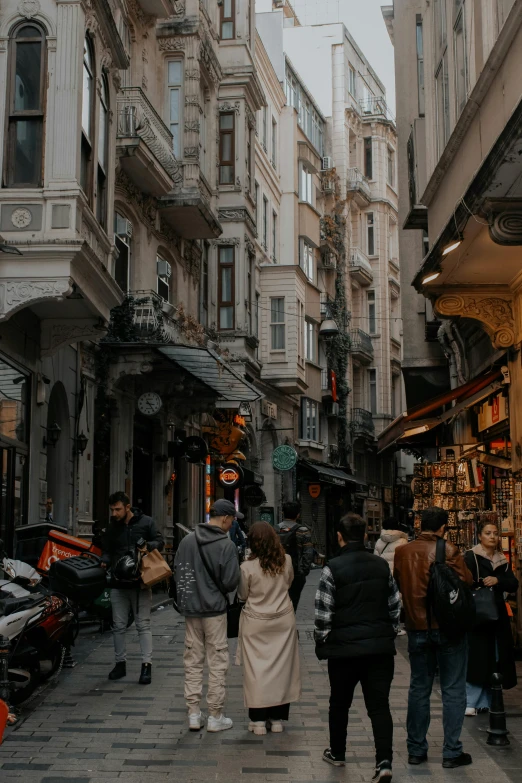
[478,393,509,432]
[244,485,266,507]
[183,436,209,463]
[238,401,253,420]
[272,445,297,471]
[259,507,275,526]
[218,462,244,489]
[308,484,321,499]
[330,371,338,402]
[262,399,278,420]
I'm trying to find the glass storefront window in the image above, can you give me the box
[0,358,29,443]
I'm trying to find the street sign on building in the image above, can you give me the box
[262,400,278,419]
[272,445,297,471]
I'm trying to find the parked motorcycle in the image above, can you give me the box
[0,541,76,705]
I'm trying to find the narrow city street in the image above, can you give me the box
[1,571,522,783]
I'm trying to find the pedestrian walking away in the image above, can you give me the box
[394,506,474,768]
[174,498,241,733]
[277,501,314,611]
[374,519,408,636]
[464,520,518,715]
[101,491,164,685]
[315,513,400,782]
[237,522,301,735]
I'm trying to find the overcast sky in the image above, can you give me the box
[292,0,396,111]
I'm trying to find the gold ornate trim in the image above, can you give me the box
[435,293,515,348]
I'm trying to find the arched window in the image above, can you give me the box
[81,36,95,201]
[6,22,46,187]
[97,74,109,228]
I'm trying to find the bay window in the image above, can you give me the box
[220,0,235,40]
[299,163,313,205]
[97,75,109,228]
[167,60,183,158]
[6,22,46,187]
[218,246,234,329]
[300,398,319,441]
[81,36,95,201]
[219,112,234,184]
[270,297,285,350]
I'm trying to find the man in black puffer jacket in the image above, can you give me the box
[101,492,164,685]
[315,513,401,781]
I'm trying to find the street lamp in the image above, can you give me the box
[319,319,339,338]
[75,430,89,456]
[43,422,61,449]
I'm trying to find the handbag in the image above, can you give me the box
[139,547,172,588]
[472,552,499,626]
[195,538,243,638]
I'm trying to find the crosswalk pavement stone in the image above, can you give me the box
[1,571,522,782]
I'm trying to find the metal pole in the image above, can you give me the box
[0,636,11,705]
[487,672,510,746]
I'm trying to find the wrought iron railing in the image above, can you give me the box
[105,290,181,344]
[349,328,374,358]
[348,247,372,275]
[350,407,375,436]
[347,167,371,199]
[117,87,179,179]
[359,97,395,122]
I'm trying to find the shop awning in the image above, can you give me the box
[157,345,262,402]
[300,459,367,489]
[378,369,504,453]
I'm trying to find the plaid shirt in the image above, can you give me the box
[314,563,402,643]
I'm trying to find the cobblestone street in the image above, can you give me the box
[2,571,522,783]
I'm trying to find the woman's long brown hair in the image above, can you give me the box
[248,521,287,576]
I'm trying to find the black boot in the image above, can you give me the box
[139,663,152,685]
[108,662,126,680]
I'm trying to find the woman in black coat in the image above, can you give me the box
[464,521,518,715]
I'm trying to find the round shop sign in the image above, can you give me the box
[218,462,244,489]
[183,436,209,463]
[244,485,266,507]
[308,483,321,499]
[272,445,297,471]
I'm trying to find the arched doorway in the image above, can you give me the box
[46,382,71,527]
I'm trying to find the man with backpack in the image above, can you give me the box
[277,501,314,611]
[394,507,473,769]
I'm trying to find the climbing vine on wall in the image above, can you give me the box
[321,180,352,467]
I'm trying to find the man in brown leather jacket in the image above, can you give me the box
[394,507,473,770]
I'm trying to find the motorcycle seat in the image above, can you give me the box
[0,593,46,617]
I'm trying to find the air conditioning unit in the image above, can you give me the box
[321,253,337,270]
[157,259,172,278]
[321,156,333,171]
[324,401,340,417]
[115,214,132,237]
[323,179,334,194]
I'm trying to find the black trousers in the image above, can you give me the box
[288,574,306,611]
[328,654,394,763]
[248,703,290,721]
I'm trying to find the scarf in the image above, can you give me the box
[471,543,507,569]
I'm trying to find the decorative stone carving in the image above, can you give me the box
[185,94,201,107]
[199,36,221,87]
[0,279,72,321]
[158,38,185,52]
[11,207,32,229]
[219,101,241,115]
[435,293,516,348]
[183,146,199,159]
[244,235,255,256]
[173,0,185,15]
[116,169,159,233]
[245,103,256,130]
[184,120,200,132]
[489,211,522,245]
[212,237,241,246]
[185,69,200,81]
[126,0,155,27]
[41,320,105,357]
[18,0,40,17]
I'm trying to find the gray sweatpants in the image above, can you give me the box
[111,587,152,664]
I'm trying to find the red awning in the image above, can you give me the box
[377,369,504,453]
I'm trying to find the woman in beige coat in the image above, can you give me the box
[237,522,301,735]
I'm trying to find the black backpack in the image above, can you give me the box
[278,524,298,567]
[427,538,475,638]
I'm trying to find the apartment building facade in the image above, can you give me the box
[383,0,522,459]
[282,18,410,521]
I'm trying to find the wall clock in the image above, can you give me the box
[137,392,162,416]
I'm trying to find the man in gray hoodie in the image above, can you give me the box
[174,499,241,732]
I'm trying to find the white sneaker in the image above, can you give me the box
[397,628,407,636]
[465,707,477,717]
[188,712,202,731]
[248,720,267,735]
[207,714,233,732]
[267,719,283,733]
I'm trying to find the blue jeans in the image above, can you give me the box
[407,630,468,760]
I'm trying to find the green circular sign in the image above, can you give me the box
[272,445,297,471]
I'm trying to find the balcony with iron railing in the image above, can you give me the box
[346,167,371,206]
[349,247,373,285]
[349,328,374,364]
[359,97,395,123]
[117,87,180,197]
[350,407,375,439]
[104,290,185,345]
